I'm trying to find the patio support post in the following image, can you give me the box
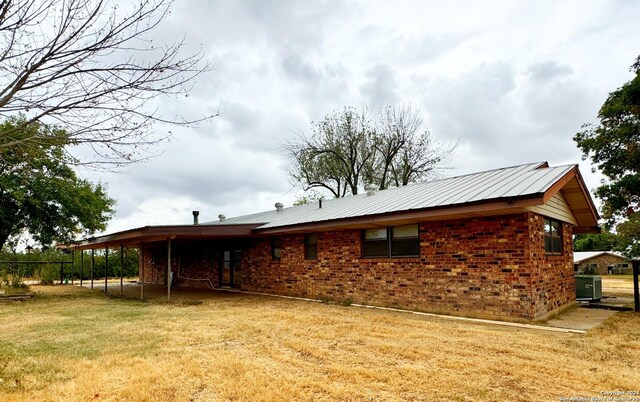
[71,250,75,285]
[167,238,172,301]
[633,260,639,313]
[60,262,63,285]
[80,250,84,287]
[140,242,144,300]
[105,247,108,293]
[120,245,124,296]
[91,249,95,289]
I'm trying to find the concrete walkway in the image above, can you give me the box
[547,307,618,331]
[69,283,625,334]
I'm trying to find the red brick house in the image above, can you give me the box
[76,162,599,321]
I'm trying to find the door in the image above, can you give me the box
[220,249,242,288]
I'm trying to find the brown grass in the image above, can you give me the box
[1,285,639,401]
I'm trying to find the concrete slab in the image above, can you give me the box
[72,282,618,333]
[547,307,617,331]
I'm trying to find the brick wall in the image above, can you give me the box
[140,241,219,289]
[241,212,574,320]
[142,212,575,320]
[576,254,631,275]
[528,214,575,318]
[140,244,167,286]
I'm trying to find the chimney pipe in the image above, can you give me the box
[275,202,284,212]
[218,214,226,222]
[192,210,199,225]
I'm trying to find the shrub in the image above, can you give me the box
[340,297,353,306]
[38,264,59,285]
[0,265,27,288]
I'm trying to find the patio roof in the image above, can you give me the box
[71,223,260,250]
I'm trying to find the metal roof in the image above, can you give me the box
[574,251,627,264]
[204,161,576,230]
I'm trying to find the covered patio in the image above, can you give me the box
[68,214,260,301]
[77,281,251,302]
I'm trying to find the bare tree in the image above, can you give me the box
[0,0,213,167]
[379,106,455,187]
[286,105,455,197]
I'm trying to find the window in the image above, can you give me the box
[543,218,562,254]
[271,237,282,260]
[304,234,318,259]
[363,224,419,258]
[391,224,420,256]
[363,227,388,257]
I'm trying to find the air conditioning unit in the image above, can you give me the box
[575,275,602,301]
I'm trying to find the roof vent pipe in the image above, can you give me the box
[218,214,226,222]
[275,202,284,212]
[365,184,377,196]
[192,210,200,225]
[319,198,323,209]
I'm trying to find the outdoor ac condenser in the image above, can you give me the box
[575,275,603,301]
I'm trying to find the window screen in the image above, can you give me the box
[391,224,419,257]
[272,237,282,260]
[543,219,562,254]
[363,228,388,257]
[304,234,318,259]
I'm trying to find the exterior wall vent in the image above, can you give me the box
[192,210,200,225]
[275,202,284,212]
[218,214,226,222]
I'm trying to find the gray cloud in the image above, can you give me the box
[527,61,573,84]
[76,0,640,235]
[360,64,399,109]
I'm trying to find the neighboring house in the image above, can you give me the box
[76,162,599,321]
[574,251,632,275]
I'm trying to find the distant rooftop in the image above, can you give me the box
[574,251,626,263]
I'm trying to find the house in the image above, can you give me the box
[75,162,599,321]
[574,251,632,275]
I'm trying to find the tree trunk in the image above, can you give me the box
[0,229,11,252]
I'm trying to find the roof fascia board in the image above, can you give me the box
[72,224,260,250]
[541,166,600,226]
[542,167,577,203]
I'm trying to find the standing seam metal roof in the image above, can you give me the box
[203,162,576,229]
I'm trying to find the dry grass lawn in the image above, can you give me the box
[1,285,639,401]
[602,275,636,297]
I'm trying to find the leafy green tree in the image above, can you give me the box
[573,231,620,252]
[574,55,640,257]
[0,118,115,250]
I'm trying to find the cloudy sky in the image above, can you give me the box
[80,0,640,234]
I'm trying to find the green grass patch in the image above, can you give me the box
[0,288,162,393]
